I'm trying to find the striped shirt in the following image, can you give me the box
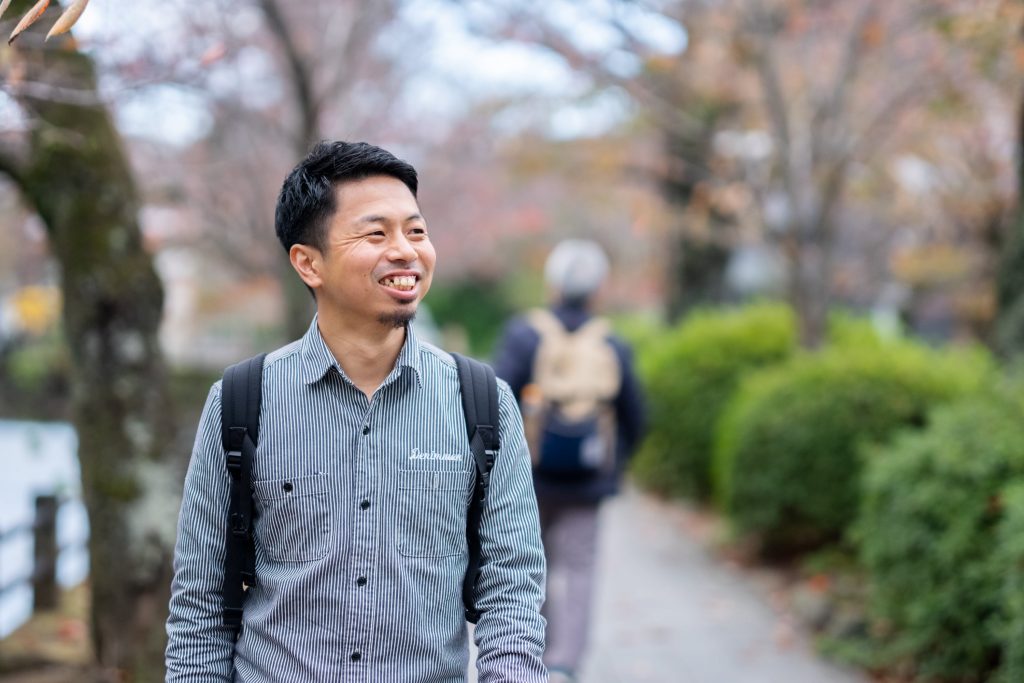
[165,318,547,682]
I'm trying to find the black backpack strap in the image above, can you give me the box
[220,353,266,634]
[452,353,500,624]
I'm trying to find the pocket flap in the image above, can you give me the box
[253,472,331,501]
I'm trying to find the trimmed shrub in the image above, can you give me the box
[428,277,518,357]
[827,310,898,349]
[630,302,796,499]
[715,341,991,554]
[608,310,666,360]
[997,483,1024,683]
[858,387,1024,681]
[5,329,70,392]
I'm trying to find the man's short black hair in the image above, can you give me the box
[274,141,419,254]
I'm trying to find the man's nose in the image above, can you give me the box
[387,232,417,262]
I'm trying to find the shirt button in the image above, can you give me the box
[351,651,362,662]
[356,576,367,586]
[360,500,370,510]
[362,425,370,435]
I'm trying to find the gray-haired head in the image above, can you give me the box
[544,239,609,305]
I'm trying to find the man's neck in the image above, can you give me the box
[316,309,408,399]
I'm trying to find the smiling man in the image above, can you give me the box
[165,141,547,682]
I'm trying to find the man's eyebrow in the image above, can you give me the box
[356,213,424,225]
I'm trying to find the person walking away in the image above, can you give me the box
[492,239,645,683]
[165,141,547,682]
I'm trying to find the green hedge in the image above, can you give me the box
[714,341,990,554]
[607,310,666,361]
[630,303,796,499]
[997,482,1024,682]
[428,277,519,357]
[858,388,1024,681]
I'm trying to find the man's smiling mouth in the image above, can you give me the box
[380,275,418,292]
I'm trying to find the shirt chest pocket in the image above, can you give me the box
[396,469,473,558]
[253,473,332,563]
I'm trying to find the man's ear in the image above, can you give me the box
[290,244,323,290]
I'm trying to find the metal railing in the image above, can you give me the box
[0,495,87,613]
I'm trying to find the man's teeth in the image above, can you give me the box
[382,276,416,291]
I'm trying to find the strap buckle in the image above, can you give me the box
[223,605,244,628]
[226,450,243,475]
[230,512,249,536]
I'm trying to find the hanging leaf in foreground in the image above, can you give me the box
[46,0,88,40]
[6,0,91,45]
[8,0,50,44]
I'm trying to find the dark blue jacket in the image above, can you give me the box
[491,303,646,501]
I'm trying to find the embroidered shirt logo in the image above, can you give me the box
[409,448,462,462]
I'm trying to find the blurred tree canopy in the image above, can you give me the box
[470,0,1023,347]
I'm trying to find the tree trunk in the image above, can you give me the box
[6,5,177,679]
[667,232,731,321]
[280,254,315,340]
[786,228,830,349]
[996,86,1024,356]
[259,0,320,341]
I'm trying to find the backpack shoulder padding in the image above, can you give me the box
[220,353,266,635]
[451,352,499,625]
[221,354,266,452]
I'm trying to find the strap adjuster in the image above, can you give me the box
[226,450,243,475]
[230,511,249,536]
[223,605,244,628]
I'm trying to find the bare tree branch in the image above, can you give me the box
[481,10,705,140]
[4,79,104,106]
[316,2,396,113]
[258,0,319,152]
[746,0,799,214]
[811,1,878,165]
[846,74,936,166]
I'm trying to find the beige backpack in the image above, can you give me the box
[522,309,621,475]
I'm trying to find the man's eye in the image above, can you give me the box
[368,230,386,238]
[409,227,427,235]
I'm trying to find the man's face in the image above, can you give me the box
[305,175,435,327]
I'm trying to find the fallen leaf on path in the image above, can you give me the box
[807,572,831,593]
[774,618,796,649]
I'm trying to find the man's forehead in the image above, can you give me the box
[335,177,418,212]
[334,174,413,197]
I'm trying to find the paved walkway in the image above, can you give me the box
[473,486,869,683]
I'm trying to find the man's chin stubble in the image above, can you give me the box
[377,308,417,329]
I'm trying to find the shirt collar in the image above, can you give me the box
[300,314,424,388]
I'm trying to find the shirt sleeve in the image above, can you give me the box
[490,318,540,401]
[472,381,548,682]
[611,337,646,457]
[165,383,236,682]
